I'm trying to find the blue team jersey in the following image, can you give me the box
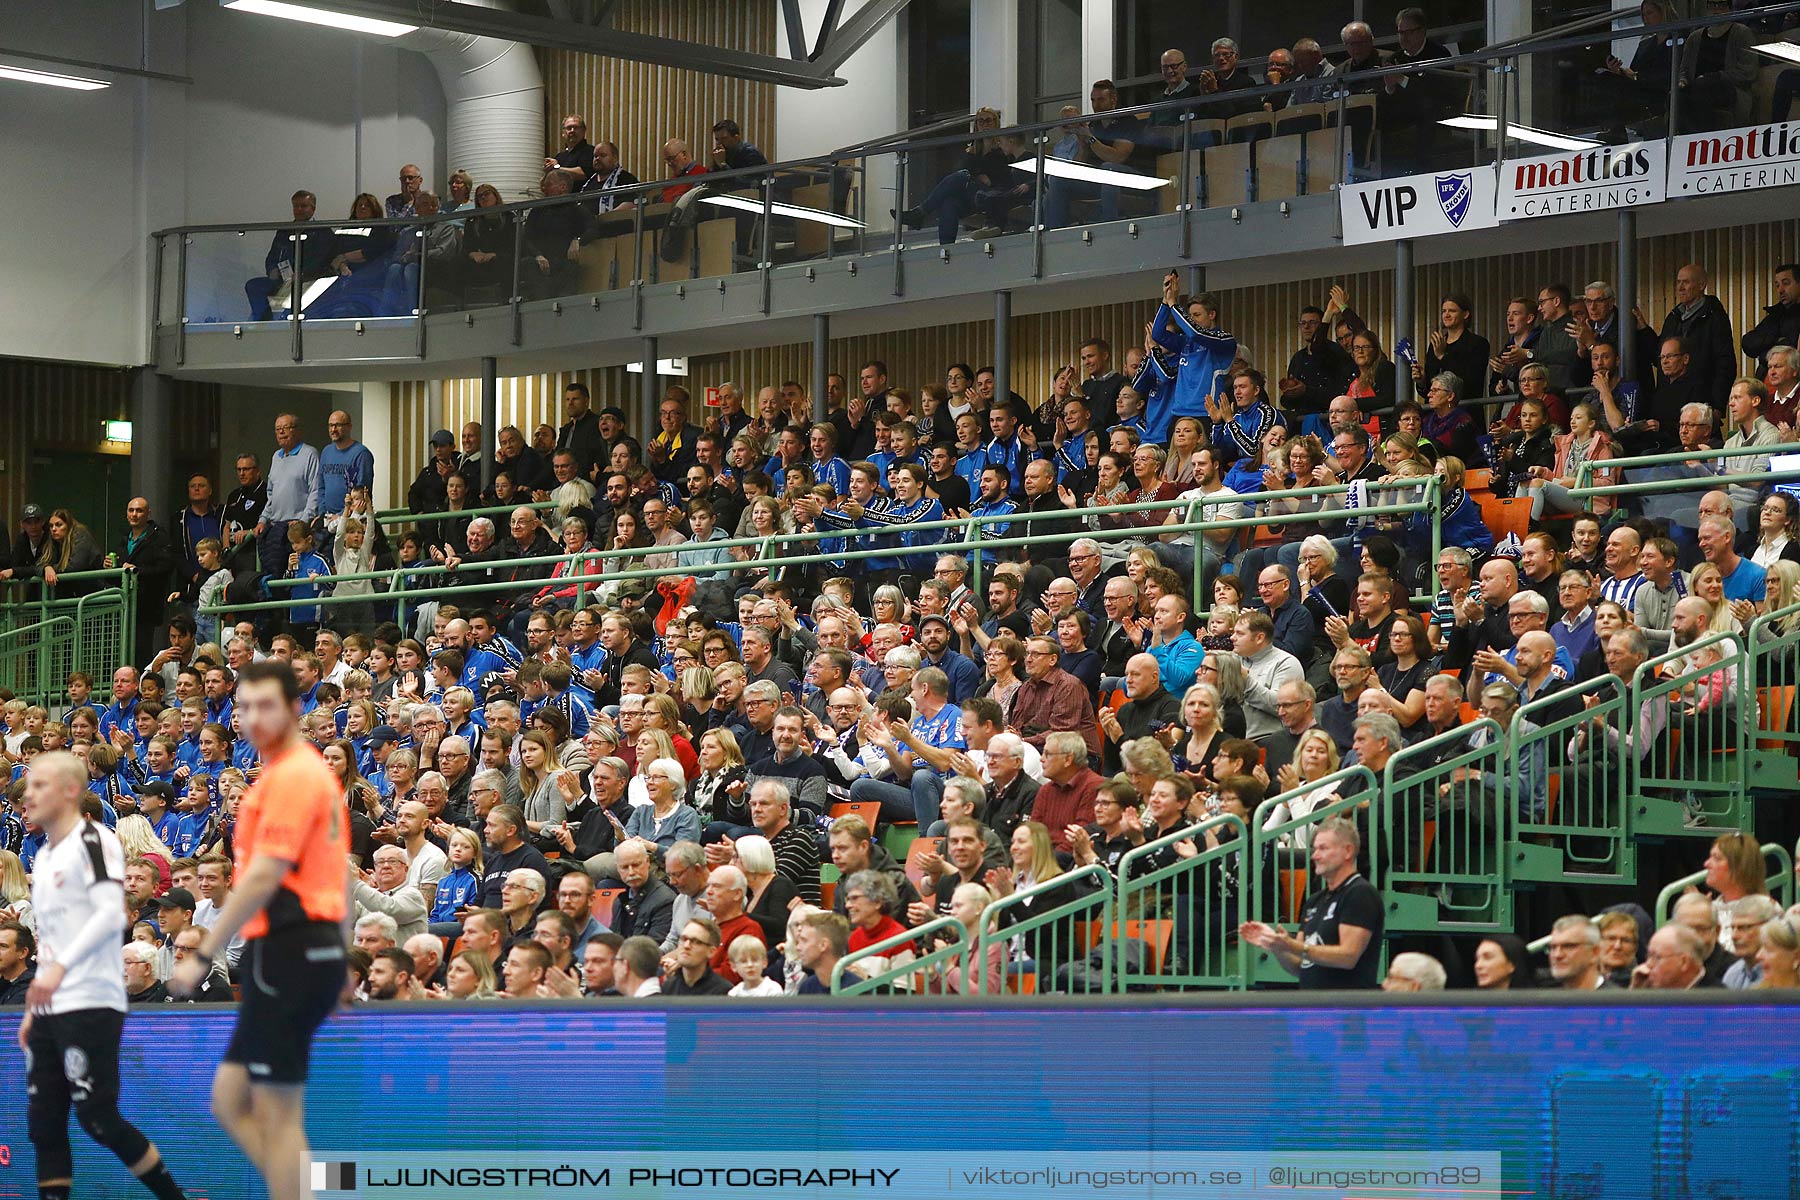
[1148,302,1237,445]
[431,866,483,921]
[285,550,333,623]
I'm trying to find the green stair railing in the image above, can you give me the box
[973,864,1112,996]
[1247,766,1380,986]
[1509,675,1635,886]
[831,915,970,996]
[1380,718,1511,932]
[1628,630,1752,837]
[1115,813,1253,992]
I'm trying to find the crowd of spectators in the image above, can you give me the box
[10,215,1800,1001]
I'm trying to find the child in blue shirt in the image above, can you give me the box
[285,522,332,636]
[431,826,484,923]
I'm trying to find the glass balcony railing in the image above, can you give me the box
[153,0,1800,361]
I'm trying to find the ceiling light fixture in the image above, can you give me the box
[699,193,866,229]
[1010,157,1172,190]
[0,64,109,90]
[223,0,418,38]
[1439,114,1603,151]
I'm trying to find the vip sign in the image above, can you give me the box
[1669,121,1800,197]
[1498,141,1665,220]
[1339,167,1498,246]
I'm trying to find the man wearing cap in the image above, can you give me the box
[408,430,458,517]
[0,503,51,582]
[364,725,402,796]
[146,887,199,979]
[916,614,980,705]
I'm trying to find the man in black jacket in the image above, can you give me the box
[0,919,33,1006]
[1660,263,1737,407]
[0,504,51,584]
[1281,306,1356,416]
[113,496,178,662]
[611,839,678,947]
[556,382,607,483]
[492,426,554,497]
[1741,263,1800,378]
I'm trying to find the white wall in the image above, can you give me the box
[0,3,151,366]
[774,0,905,236]
[0,0,445,365]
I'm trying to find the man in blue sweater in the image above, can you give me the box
[316,410,375,556]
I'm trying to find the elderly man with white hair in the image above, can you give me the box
[496,866,549,948]
[354,843,429,943]
[1382,951,1448,992]
[404,931,446,993]
[353,912,399,954]
[1631,923,1716,989]
[694,863,765,987]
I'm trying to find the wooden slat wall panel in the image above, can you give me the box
[538,0,778,189]
[389,218,1799,485]
[0,358,218,522]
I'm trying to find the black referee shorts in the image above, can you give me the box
[224,923,345,1085]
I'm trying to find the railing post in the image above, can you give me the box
[1332,88,1349,188]
[1617,207,1639,383]
[759,173,775,315]
[510,211,527,347]
[150,233,165,333]
[890,149,908,298]
[1030,132,1047,280]
[290,228,306,363]
[631,199,646,331]
[1666,32,1684,143]
[1178,109,1194,259]
[413,225,429,360]
[966,515,983,594]
[1491,58,1511,173]
[174,234,189,368]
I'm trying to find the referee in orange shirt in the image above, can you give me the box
[171,660,349,1200]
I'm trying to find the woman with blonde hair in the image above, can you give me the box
[1273,728,1342,847]
[515,728,571,835]
[628,728,680,807]
[643,692,698,777]
[986,820,1084,988]
[114,813,174,880]
[0,849,34,933]
[1754,915,1800,989]
[692,727,749,834]
[441,948,500,999]
[1686,562,1742,635]
[938,881,1003,995]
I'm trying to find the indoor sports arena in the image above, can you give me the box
[1,0,1798,1196]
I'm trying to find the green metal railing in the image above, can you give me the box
[1743,601,1800,786]
[974,864,1112,995]
[1654,843,1794,926]
[1381,718,1510,931]
[0,570,137,707]
[1508,675,1635,886]
[830,915,968,996]
[1571,440,1800,501]
[375,499,557,526]
[1628,630,1751,835]
[204,478,1443,626]
[1115,814,1251,991]
[1247,766,1379,985]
